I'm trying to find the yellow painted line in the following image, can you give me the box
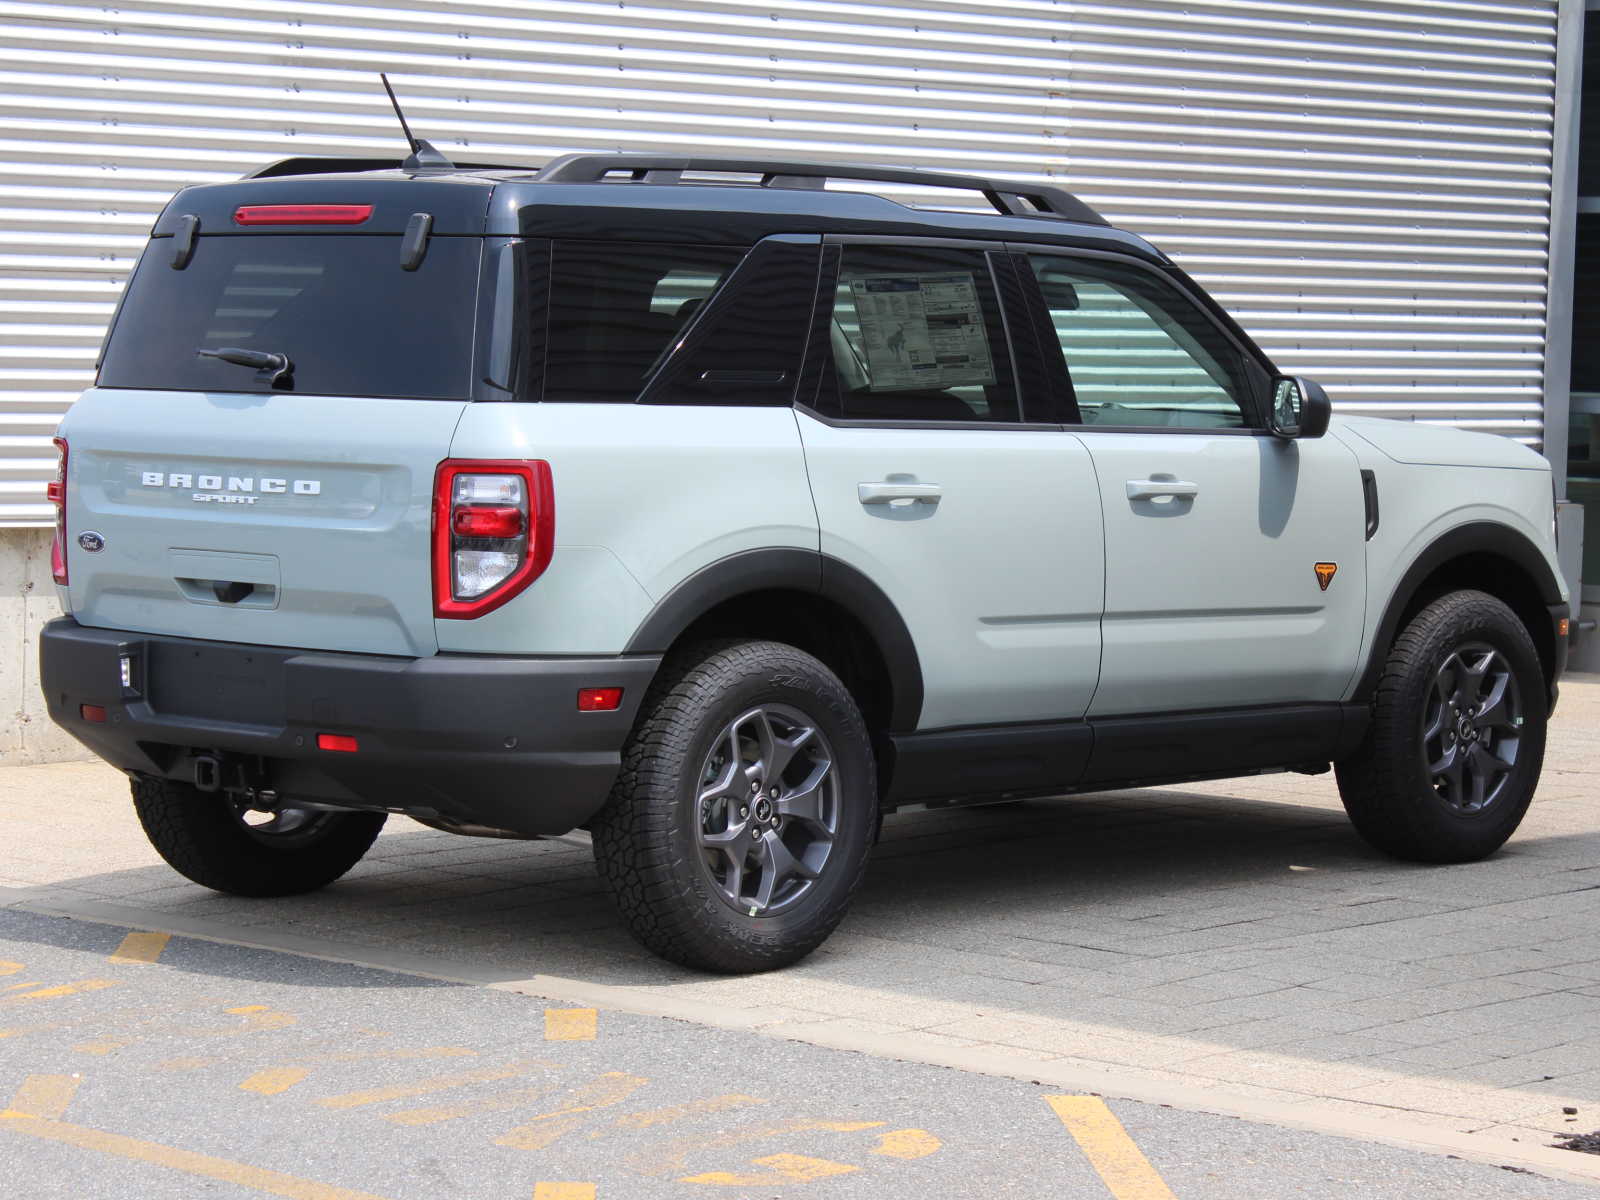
[227,1005,270,1014]
[532,1185,595,1200]
[1046,1095,1178,1200]
[385,1085,552,1127]
[871,1128,941,1160]
[0,961,23,976]
[544,1008,597,1041]
[241,1068,311,1096]
[73,1039,127,1056]
[0,979,116,1005]
[7,1073,81,1119]
[315,1061,535,1110]
[684,1152,858,1186]
[2,981,45,992]
[495,1073,647,1151]
[608,1093,764,1132]
[0,1110,392,1200]
[108,931,170,964]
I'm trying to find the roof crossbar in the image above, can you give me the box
[534,154,1107,226]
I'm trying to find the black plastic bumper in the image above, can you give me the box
[39,618,660,836]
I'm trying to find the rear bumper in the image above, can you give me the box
[39,618,659,836]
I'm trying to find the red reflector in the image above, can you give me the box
[316,733,360,753]
[234,204,374,226]
[577,687,624,712]
[80,704,107,723]
[451,505,525,539]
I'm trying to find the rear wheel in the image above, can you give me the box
[132,776,386,897]
[591,639,877,973]
[1336,590,1546,863]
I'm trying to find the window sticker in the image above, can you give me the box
[848,272,995,391]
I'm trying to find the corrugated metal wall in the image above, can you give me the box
[0,0,1559,524]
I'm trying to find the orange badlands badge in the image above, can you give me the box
[1314,562,1338,591]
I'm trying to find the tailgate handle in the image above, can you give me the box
[212,580,254,604]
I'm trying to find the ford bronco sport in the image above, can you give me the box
[40,150,1571,973]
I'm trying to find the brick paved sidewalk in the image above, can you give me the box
[5,676,1600,1148]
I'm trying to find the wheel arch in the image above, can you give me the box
[623,549,925,735]
[1354,521,1565,704]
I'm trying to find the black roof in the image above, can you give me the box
[152,153,1163,262]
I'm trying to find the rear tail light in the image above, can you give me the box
[433,460,554,619]
[48,436,67,585]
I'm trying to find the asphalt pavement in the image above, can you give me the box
[0,906,1594,1199]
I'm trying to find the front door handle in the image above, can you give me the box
[859,482,943,505]
[1126,479,1199,501]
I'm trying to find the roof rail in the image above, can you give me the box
[243,156,535,180]
[534,154,1107,226]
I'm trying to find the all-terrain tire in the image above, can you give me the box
[1335,589,1546,863]
[590,639,877,974]
[131,776,386,897]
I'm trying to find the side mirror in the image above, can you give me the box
[1269,376,1331,440]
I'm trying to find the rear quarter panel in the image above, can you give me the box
[439,403,817,653]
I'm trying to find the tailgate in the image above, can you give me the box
[60,387,465,656]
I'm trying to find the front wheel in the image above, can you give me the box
[132,777,386,896]
[1336,590,1547,863]
[591,640,877,973]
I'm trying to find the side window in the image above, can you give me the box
[1027,254,1251,430]
[543,241,744,402]
[814,245,1020,422]
[642,239,821,407]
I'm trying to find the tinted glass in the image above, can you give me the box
[543,241,745,403]
[816,245,1019,422]
[99,235,481,400]
[1028,254,1250,429]
[643,239,820,407]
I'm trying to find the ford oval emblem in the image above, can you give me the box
[77,531,105,553]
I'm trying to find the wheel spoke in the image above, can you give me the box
[766,725,816,785]
[1458,650,1494,707]
[1464,744,1490,811]
[1434,744,1467,807]
[1421,702,1448,743]
[753,830,816,909]
[1474,671,1515,731]
[776,758,832,826]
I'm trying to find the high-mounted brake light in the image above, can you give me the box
[432,460,554,619]
[48,436,67,586]
[233,204,374,226]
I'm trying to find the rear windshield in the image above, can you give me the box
[99,235,481,400]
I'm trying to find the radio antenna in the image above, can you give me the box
[379,73,454,171]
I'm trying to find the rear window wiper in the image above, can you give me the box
[197,346,293,388]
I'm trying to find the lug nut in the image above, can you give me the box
[740,806,749,818]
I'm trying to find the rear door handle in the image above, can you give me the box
[859,482,942,505]
[1126,479,1199,501]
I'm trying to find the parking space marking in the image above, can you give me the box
[870,1128,941,1160]
[6,1074,81,1119]
[685,1151,859,1185]
[0,960,22,975]
[0,979,116,1005]
[1047,1095,1177,1200]
[108,932,170,964]
[608,1093,764,1132]
[242,1068,312,1096]
[544,1008,597,1041]
[385,1084,555,1127]
[494,1072,648,1151]
[315,1060,541,1110]
[0,1110,394,1200]
[532,1185,596,1200]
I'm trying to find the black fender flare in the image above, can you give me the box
[623,548,925,731]
[1352,520,1564,702]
